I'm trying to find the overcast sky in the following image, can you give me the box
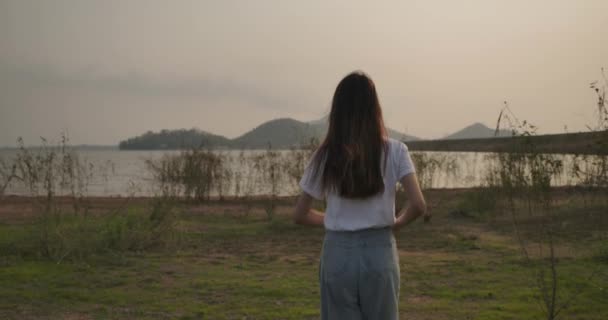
[1,0,607,146]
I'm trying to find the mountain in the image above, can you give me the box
[231,117,418,149]
[231,118,325,149]
[118,128,231,150]
[387,128,418,141]
[306,116,419,142]
[443,123,514,140]
[119,117,418,150]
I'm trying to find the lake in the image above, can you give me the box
[0,148,588,197]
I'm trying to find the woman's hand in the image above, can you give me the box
[393,173,426,232]
[392,212,406,232]
[293,192,325,227]
[423,211,432,223]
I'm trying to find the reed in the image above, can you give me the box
[1,134,178,262]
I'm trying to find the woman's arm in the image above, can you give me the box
[393,173,427,231]
[293,192,325,227]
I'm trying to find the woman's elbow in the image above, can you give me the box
[293,193,313,225]
[292,209,305,225]
[413,200,427,217]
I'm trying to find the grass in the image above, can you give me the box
[0,190,606,319]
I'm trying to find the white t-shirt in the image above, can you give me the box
[299,138,416,231]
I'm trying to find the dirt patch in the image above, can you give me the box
[60,313,93,320]
[406,295,434,304]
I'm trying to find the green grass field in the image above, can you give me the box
[0,190,606,319]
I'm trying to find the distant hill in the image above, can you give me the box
[308,116,418,142]
[387,128,417,141]
[231,116,418,149]
[119,116,417,150]
[444,123,513,140]
[231,118,325,149]
[118,128,231,150]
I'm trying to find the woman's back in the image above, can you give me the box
[300,138,415,231]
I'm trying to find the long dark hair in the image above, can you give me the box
[312,71,388,199]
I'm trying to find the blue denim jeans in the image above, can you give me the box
[320,227,400,320]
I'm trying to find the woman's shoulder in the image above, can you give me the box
[386,137,409,153]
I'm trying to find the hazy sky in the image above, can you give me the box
[1,0,607,146]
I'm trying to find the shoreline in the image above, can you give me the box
[1,185,603,204]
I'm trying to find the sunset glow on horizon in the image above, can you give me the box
[1,0,607,145]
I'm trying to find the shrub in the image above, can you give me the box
[0,198,179,263]
[145,148,226,201]
[456,187,500,219]
[2,134,178,263]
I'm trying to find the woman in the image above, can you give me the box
[293,71,427,320]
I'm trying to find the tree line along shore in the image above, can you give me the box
[407,130,608,155]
